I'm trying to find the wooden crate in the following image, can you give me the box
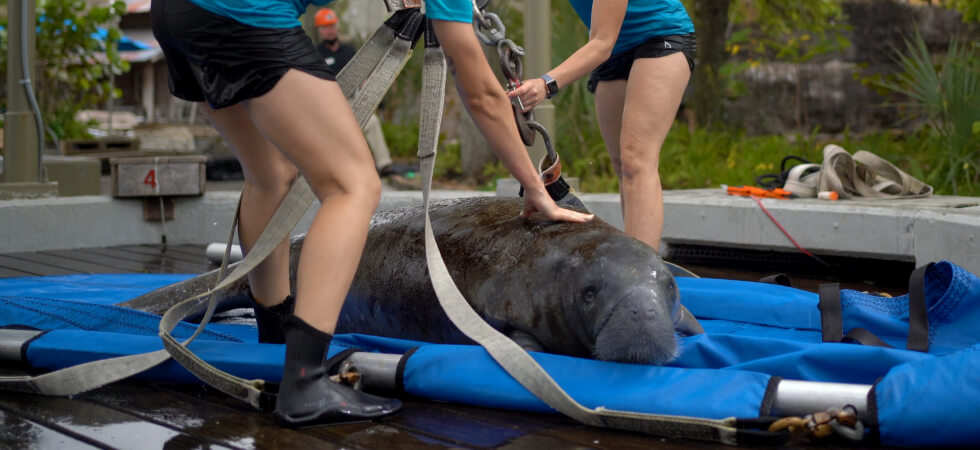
[61,137,140,156]
[110,155,207,197]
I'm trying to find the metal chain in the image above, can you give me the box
[768,405,865,442]
[471,0,560,168]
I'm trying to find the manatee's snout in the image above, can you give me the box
[593,285,678,365]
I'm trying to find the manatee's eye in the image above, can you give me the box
[581,286,597,305]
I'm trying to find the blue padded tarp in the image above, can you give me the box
[2,261,979,446]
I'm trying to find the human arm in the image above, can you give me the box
[507,0,627,111]
[430,19,593,222]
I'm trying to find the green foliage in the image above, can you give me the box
[0,0,129,141]
[381,120,420,159]
[727,1,850,65]
[941,0,980,23]
[873,32,980,195]
[433,137,462,179]
[654,123,977,197]
[657,123,820,190]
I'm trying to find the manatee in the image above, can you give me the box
[122,196,702,364]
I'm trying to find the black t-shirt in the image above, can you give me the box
[316,41,357,73]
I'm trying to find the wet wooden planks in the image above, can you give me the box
[0,244,210,278]
[0,376,719,450]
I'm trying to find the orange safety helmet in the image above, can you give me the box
[315,8,339,27]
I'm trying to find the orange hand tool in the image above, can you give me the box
[725,185,797,199]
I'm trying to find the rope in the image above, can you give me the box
[748,196,830,266]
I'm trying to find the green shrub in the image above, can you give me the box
[872,32,980,195]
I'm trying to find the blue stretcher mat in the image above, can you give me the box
[2,261,979,446]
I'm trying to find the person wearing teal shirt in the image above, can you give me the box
[509,0,695,254]
[152,0,592,429]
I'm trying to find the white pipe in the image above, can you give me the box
[772,379,871,420]
[205,242,243,264]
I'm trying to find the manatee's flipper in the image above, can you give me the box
[665,261,700,278]
[675,304,705,336]
[508,329,546,353]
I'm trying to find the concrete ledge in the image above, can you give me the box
[1,188,978,274]
[661,189,979,273]
[0,190,493,254]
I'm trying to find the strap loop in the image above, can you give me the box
[818,263,932,352]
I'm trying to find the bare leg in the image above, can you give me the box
[593,79,628,219]
[203,69,379,333]
[220,70,398,427]
[199,103,296,306]
[596,53,690,251]
[244,70,381,333]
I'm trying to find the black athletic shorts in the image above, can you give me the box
[587,33,697,93]
[151,0,335,109]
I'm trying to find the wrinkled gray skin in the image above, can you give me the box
[122,197,702,364]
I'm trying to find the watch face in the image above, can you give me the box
[544,76,558,98]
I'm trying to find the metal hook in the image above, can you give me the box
[526,121,557,163]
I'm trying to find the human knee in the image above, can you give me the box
[245,162,298,197]
[311,172,381,211]
[342,176,381,219]
[618,143,660,178]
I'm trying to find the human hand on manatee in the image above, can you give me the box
[520,187,594,222]
[507,78,548,113]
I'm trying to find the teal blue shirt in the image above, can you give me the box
[186,0,474,29]
[423,0,473,23]
[568,0,694,55]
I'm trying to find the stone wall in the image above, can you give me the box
[725,1,977,135]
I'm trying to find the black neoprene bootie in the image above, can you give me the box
[252,294,295,344]
[274,315,402,427]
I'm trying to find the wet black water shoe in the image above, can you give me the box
[274,315,402,427]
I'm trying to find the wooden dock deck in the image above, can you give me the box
[0,245,900,449]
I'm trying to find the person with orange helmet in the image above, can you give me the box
[313,8,354,73]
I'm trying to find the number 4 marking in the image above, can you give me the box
[144,169,157,188]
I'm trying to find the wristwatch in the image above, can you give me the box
[541,74,559,99]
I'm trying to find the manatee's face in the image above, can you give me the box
[559,240,681,365]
